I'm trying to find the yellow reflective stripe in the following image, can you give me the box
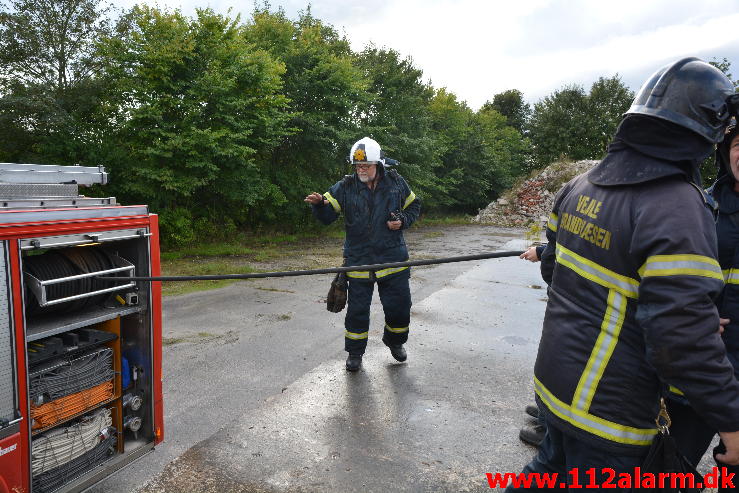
[385,323,408,333]
[639,254,723,281]
[403,191,417,210]
[376,266,408,278]
[572,289,627,413]
[555,243,639,298]
[547,212,559,232]
[323,192,341,213]
[724,268,739,285]
[535,377,656,446]
[668,385,685,396]
[347,266,409,279]
[344,330,368,340]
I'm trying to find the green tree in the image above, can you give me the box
[242,6,367,224]
[475,106,531,187]
[353,46,443,202]
[427,88,473,208]
[585,75,634,156]
[97,6,290,243]
[0,0,114,163]
[710,57,738,89]
[528,76,633,167]
[528,84,590,167]
[427,89,530,212]
[0,0,113,92]
[483,89,530,134]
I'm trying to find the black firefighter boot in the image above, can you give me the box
[518,424,546,447]
[389,344,407,362]
[346,353,362,372]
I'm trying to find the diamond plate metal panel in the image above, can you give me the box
[0,242,15,422]
[0,183,79,197]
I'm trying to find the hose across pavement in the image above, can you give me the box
[97,250,525,282]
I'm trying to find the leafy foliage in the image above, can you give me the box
[242,7,366,225]
[353,45,442,203]
[97,6,290,240]
[528,75,633,167]
[0,0,115,163]
[0,1,729,245]
[710,57,738,89]
[483,89,530,134]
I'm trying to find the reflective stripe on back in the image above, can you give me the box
[535,377,656,446]
[555,243,639,298]
[572,289,627,412]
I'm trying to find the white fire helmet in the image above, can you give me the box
[349,137,384,165]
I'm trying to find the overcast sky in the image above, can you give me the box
[118,0,739,109]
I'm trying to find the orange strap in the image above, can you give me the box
[31,381,113,430]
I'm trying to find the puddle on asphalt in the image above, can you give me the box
[500,335,533,346]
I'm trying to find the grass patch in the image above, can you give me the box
[162,337,187,346]
[161,244,257,261]
[277,313,292,321]
[161,261,258,297]
[422,231,444,239]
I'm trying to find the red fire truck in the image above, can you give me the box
[0,163,163,493]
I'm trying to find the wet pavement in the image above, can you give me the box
[90,226,547,493]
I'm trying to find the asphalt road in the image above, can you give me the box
[89,225,548,493]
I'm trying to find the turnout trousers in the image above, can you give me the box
[344,268,411,354]
[505,407,646,492]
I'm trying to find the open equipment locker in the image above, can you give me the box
[0,163,163,493]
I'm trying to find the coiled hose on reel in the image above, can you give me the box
[24,247,121,315]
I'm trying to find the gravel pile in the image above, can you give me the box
[473,159,600,227]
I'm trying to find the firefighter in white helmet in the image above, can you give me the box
[304,137,421,371]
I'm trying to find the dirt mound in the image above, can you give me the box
[473,159,599,227]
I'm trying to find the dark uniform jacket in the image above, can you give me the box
[312,168,421,280]
[710,174,739,378]
[537,142,739,455]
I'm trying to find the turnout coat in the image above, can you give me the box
[312,168,421,280]
[537,146,739,455]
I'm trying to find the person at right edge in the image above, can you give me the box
[665,121,739,491]
[505,57,739,492]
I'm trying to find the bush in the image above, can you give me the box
[158,208,196,248]
[193,215,238,242]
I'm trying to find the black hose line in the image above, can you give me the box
[97,250,525,282]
